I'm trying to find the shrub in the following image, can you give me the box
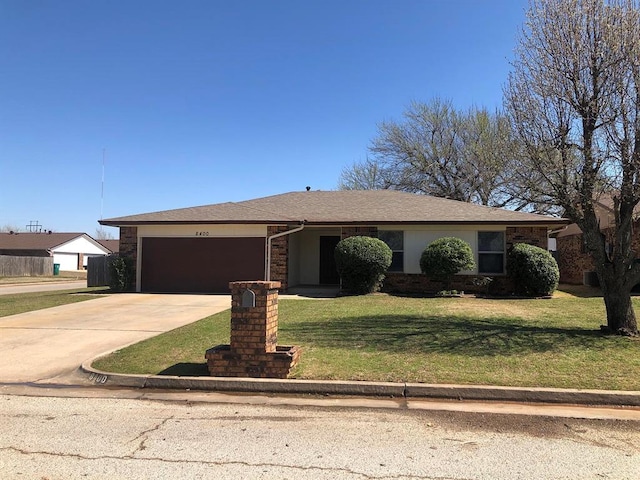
[109,256,135,292]
[420,237,475,289]
[508,243,559,296]
[334,236,392,294]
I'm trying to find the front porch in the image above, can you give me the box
[268,225,378,291]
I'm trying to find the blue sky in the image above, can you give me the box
[1,0,528,236]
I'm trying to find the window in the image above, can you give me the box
[478,231,505,274]
[378,230,404,272]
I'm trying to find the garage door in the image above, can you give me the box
[141,237,265,293]
[53,253,79,271]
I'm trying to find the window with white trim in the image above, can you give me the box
[478,231,505,274]
[378,231,404,272]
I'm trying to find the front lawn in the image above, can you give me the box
[93,289,640,391]
[0,288,108,317]
[0,271,87,283]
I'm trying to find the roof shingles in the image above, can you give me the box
[0,232,89,251]
[101,190,568,226]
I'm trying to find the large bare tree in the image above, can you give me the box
[339,99,536,210]
[505,0,640,335]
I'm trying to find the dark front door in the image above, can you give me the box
[319,236,340,285]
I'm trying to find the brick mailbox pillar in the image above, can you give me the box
[205,281,301,378]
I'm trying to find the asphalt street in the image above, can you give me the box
[1,394,638,480]
[0,280,87,295]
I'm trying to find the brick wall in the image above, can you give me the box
[556,221,640,285]
[119,227,137,259]
[267,226,289,290]
[506,226,548,250]
[382,273,514,296]
[556,234,593,284]
[341,226,378,239]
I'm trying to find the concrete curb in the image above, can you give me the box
[404,383,640,407]
[80,360,640,407]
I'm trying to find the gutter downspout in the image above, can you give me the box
[265,221,305,282]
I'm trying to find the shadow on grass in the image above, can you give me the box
[556,284,604,298]
[388,285,611,299]
[158,363,209,376]
[283,314,607,357]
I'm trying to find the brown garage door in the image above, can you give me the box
[141,237,265,293]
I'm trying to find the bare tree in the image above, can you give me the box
[339,99,533,210]
[505,0,640,335]
[95,226,115,240]
[460,107,534,209]
[338,156,394,190]
[0,224,21,233]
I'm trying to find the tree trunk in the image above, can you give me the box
[600,275,638,336]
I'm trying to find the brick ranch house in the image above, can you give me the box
[99,190,568,294]
[554,195,640,286]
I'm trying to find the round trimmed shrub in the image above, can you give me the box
[420,237,475,288]
[334,236,392,294]
[508,243,559,296]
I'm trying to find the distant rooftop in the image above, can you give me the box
[97,239,119,253]
[0,232,93,251]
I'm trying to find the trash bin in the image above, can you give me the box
[53,263,60,276]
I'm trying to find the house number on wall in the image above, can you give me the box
[195,232,210,236]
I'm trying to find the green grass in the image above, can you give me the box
[0,288,109,317]
[0,271,88,283]
[93,288,640,391]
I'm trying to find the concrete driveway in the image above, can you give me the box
[0,293,230,384]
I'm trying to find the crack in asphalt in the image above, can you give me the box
[127,416,174,456]
[0,446,465,480]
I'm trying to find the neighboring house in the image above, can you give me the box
[554,195,640,285]
[97,239,120,254]
[0,232,111,270]
[99,190,568,294]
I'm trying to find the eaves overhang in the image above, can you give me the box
[100,218,570,228]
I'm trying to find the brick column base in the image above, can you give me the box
[205,281,301,378]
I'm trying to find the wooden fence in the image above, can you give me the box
[0,255,53,276]
[88,255,115,287]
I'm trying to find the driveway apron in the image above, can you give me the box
[0,293,230,384]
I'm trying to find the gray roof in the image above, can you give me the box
[100,190,569,227]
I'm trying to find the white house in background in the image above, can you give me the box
[0,232,112,270]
